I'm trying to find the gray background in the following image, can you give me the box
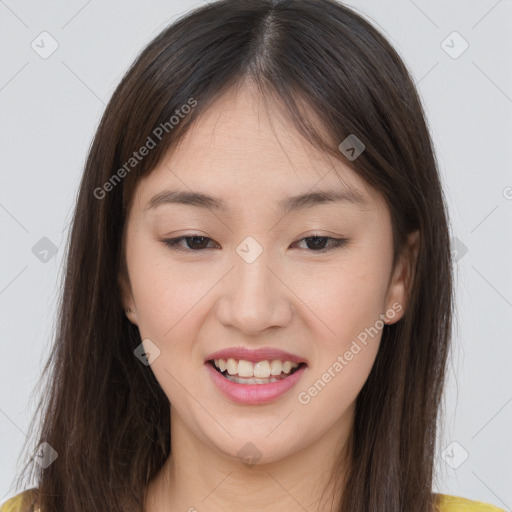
[1,0,511,508]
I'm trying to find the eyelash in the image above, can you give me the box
[161,234,348,253]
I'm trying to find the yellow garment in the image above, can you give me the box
[0,488,507,511]
[435,493,507,511]
[0,489,39,512]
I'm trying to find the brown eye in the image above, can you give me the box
[163,236,218,251]
[291,236,348,252]
[162,234,348,253]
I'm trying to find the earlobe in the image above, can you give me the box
[118,273,138,326]
[124,306,138,325]
[384,229,420,324]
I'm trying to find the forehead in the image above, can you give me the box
[168,85,344,177]
[132,85,381,213]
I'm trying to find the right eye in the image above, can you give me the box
[162,235,219,251]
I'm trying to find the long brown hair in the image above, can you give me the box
[12,1,453,510]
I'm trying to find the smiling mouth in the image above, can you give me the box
[207,359,307,385]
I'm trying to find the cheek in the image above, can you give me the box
[126,237,210,340]
[292,247,391,346]
[126,243,211,402]
[294,338,379,440]
[290,247,390,413]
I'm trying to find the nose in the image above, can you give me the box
[215,248,293,336]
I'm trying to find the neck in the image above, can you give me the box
[146,404,354,512]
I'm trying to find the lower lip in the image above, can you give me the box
[205,362,307,405]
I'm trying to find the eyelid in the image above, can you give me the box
[292,235,348,252]
[162,234,218,252]
[161,232,349,253]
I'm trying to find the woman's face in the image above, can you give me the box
[120,84,415,466]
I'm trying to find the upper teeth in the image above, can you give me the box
[213,358,300,378]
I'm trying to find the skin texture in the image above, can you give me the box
[119,83,419,512]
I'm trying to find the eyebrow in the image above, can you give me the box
[144,187,369,214]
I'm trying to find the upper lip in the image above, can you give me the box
[205,347,308,365]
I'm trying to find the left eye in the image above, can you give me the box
[162,235,348,252]
[292,236,348,251]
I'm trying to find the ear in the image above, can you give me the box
[118,271,139,326]
[383,229,420,324]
